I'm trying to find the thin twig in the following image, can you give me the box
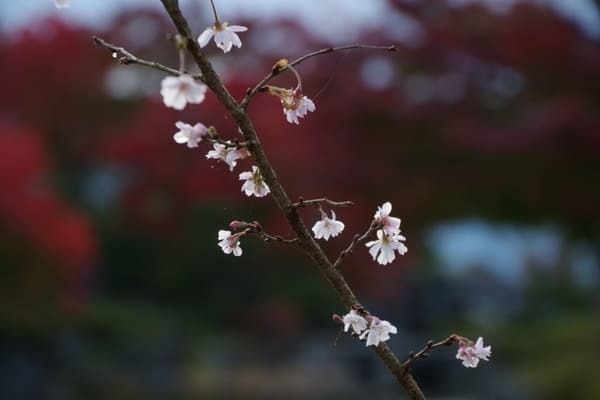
[232,221,299,246]
[93,36,204,81]
[240,44,398,108]
[253,231,299,245]
[291,197,354,209]
[333,221,379,269]
[403,335,459,369]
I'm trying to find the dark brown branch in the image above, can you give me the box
[156,2,424,398]
[241,44,398,108]
[93,35,204,81]
[403,335,459,369]
[291,197,354,209]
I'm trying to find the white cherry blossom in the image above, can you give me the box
[206,142,249,171]
[280,89,316,124]
[54,0,69,8]
[217,230,242,256]
[173,121,208,148]
[198,22,248,53]
[342,310,368,335]
[456,337,492,368]
[365,229,407,265]
[360,317,398,347]
[374,202,401,236]
[312,210,345,240]
[160,74,207,110]
[239,166,270,197]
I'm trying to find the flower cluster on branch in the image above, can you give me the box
[72,0,495,397]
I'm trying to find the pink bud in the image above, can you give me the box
[229,220,242,230]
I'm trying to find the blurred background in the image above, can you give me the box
[1,0,599,398]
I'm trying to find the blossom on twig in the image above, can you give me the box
[342,310,368,335]
[239,166,270,197]
[217,230,243,256]
[198,22,248,53]
[365,229,407,265]
[280,88,316,125]
[206,142,250,171]
[456,337,492,368]
[160,74,207,110]
[374,201,401,236]
[173,121,208,148]
[360,317,398,347]
[312,210,345,240]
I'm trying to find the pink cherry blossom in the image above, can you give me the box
[206,142,250,171]
[239,166,270,197]
[365,229,407,265]
[374,202,401,236]
[198,22,248,53]
[312,210,345,240]
[160,74,207,110]
[280,89,316,125]
[173,121,208,148]
[218,230,242,256]
[360,317,398,347]
[456,337,492,368]
[342,310,368,335]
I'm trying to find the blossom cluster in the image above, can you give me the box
[342,310,397,347]
[456,337,492,368]
[366,202,407,265]
[91,0,495,379]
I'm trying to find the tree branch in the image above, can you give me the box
[403,335,459,369]
[154,1,424,398]
[241,44,398,108]
[93,35,203,81]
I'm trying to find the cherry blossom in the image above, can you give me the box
[360,317,398,347]
[173,121,208,148]
[456,337,492,368]
[312,210,345,240]
[198,22,248,53]
[365,229,407,265]
[54,0,69,8]
[374,202,401,236]
[280,88,316,124]
[217,230,243,256]
[206,142,250,171]
[160,74,207,110]
[239,166,270,197]
[342,310,368,335]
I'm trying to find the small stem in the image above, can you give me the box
[209,0,221,24]
[333,221,379,269]
[288,65,303,92]
[291,197,354,209]
[178,48,186,73]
